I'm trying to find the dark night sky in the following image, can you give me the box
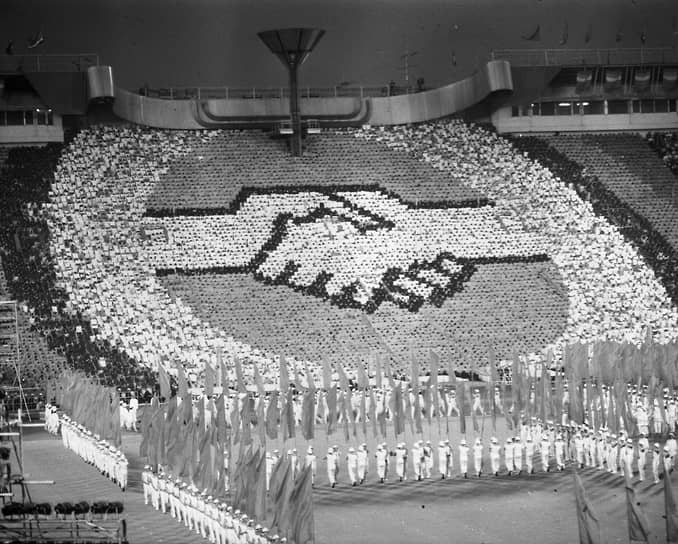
[1,0,677,90]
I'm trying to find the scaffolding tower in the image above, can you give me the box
[0,301,30,419]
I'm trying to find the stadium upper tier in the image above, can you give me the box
[1,119,666,390]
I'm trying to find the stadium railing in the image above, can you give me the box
[0,54,100,73]
[138,84,418,100]
[490,47,678,67]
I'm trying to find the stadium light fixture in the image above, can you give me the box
[258,28,325,157]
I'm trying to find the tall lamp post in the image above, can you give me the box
[258,28,325,156]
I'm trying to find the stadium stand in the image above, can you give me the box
[0,144,157,393]
[15,119,672,389]
[647,132,678,177]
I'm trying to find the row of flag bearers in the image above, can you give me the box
[55,407,128,491]
[142,468,280,543]
[282,426,678,487]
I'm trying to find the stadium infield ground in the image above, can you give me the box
[15,420,678,544]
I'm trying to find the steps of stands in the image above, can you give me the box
[544,133,678,250]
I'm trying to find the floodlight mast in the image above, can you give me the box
[257,28,325,156]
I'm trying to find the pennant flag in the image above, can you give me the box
[177,364,188,398]
[158,363,172,401]
[234,356,246,393]
[488,346,498,431]
[321,356,333,390]
[663,455,678,542]
[301,388,315,441]
[430,350,440,419]
[326,385,337,436]
[266,391,280,440]
[522,25,541,41]
[280,357,290,392]
[269,455,290,504]
[284,389,296,441]
[369,387,379,438]
[573,472,602,544]
[220,352,230,393]
[288,464,315,544]
[360,388,368,437]
[271,460,294,537]
[205,362,215,397]
[215,394,228,444]
[625,467,652,542]
[392,383,405,437]
[338,390,350,442]
[469,383,479,433]
[457,381,466,435]
[253,449,267,521]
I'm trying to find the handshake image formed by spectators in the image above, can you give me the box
[145,189,549,313]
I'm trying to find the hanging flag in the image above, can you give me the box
[321,356,333,390]
[234,356,246,393]
[663,456,678,542]
[392,383,405,437]
[573,472,602,544]
[252,449,267,521]
[584,23,593,43]
[457,381,466,435]
[215,394,228,444]
[269,455,290,505]
[326,385,337,436]
[338,390,350,442]
[360,388,368,437]
[280,357,290,393]
[469,383,479,433]
[375,353,383,390]
[487,347,498,431]
[266,391,280,440]
[624,467,652,542]
[369,387,379,438]
[521,25,541,41]
[205,363,215,397]
[158,363,172,401]
[220,352,230,394]
[560,20,569,45]
[301,389,315,440]
[177,364,188,398]
[288,464,315,544]
[430,350,440,420]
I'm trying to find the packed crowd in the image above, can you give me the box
[0,144,158,392]
[34,120,678,391]
[54,408,129,491]
[647,132,678,176]
[143,469,275,544]
[510,135,678,308]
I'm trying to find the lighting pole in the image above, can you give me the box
[258,28,325,157]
